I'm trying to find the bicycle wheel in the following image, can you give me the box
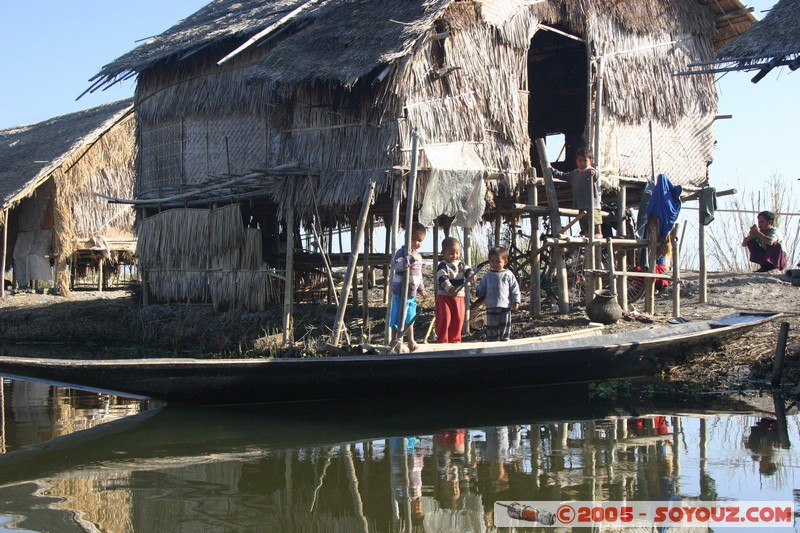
[626,276,645,303]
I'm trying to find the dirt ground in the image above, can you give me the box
[0,270,798,392]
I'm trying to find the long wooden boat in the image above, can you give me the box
[0,311,781,406]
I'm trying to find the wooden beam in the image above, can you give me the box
[529,179,542,316]
[395,131,421,345]
[217,0,320,65]
[0,209,6,298]
[534,138,569,314]
[283,207,295,345]
[384,178,403,344]
[673,222,685,319]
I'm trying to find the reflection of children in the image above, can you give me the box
[436,237,475,343]
[475,247,521,341]
[391,223,428,351]
[434,429,467,509]
[745,417,781,475]
[551,147,602,237]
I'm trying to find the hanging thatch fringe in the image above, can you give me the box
[138,205,281,309]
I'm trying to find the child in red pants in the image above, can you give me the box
[435,237,475,343]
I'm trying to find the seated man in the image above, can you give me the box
[741,210,787,272]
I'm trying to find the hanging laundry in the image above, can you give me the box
[645,173,682,242]
[699,187,717,225]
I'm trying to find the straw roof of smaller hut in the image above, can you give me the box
[0,100,133,210]
[682,0,797,80]
[716,0,800,72]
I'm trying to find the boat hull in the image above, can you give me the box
[0,312,781,405]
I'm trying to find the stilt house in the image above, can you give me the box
[0,100,136,296]
[88,0,755,313]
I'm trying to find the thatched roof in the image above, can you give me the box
[0,100,133,210]
[715,0,800,75]
[90,0,756,93]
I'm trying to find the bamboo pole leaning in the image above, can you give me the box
[332,181,377,346]
[534,138,569,314]
[0,209,7,298]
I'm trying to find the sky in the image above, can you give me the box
[1,0,797,195]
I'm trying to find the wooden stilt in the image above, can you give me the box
[529,180,542,316]
[97,257,104,292]
[351,222,360,309]
[494,208,501,247]
[535,138,569,314]
[332,181,376,346]
[699,192,708,304]
[645,217,658,315]
[328,226,334,304]
[0,209,7,299]
[616,186,628,311]
[384,177,403,343]
[671,223,681,318]
[428,224,439,343]
[282,207,295,345]
[361,215,371,341]
[463,227,471,335]
[396,131,420,342]
[771,322,790,387]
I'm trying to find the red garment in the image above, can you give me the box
[632,264,669,291]
[436,295,465,343]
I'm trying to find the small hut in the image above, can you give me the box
[0,100,137,297]
[87,0,755,321]
[685,0,800,81]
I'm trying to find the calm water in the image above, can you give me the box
[0,377,798,532]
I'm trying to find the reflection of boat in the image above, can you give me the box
[0,312,781,405]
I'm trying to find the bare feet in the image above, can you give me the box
[408,341,419,352]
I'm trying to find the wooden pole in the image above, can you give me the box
[351,222,360,309]
[606,237,616,295]
[463,227,471,335]
[671,222,681,318]
[616,186,628,311]
[396,131,420,339]
[699,189,708,304]
[529,179,542,316]
[427,224,439,343]
[534,138,569,314]
[361,215,371,340]
[97,257,104,292]
[589,56,605,299]
[771,322,790,387]
[0,209,6,299]
[332,181,376,346]
[494,208,501,247]
[384,177,403,344]
[282,207,295,345]
[645,217,658,315]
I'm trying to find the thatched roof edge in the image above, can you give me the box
[90,0,756,93]
[716,0,800,67]
[0,100,134,210]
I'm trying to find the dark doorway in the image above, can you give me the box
[528,27,589,173]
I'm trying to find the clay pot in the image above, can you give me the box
[586,289,623,325]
